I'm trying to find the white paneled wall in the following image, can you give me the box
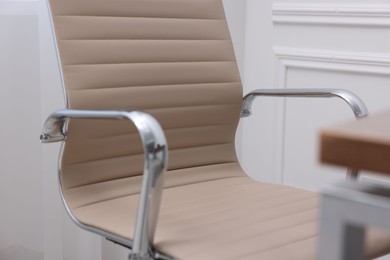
[241,0,390,192]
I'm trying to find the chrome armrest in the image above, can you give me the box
[241,88,368,119]
[41,109,168,259]
[240,88,369,180]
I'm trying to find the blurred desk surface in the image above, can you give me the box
[318,109,390,260]
[320,109,390,174]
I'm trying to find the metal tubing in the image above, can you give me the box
[41,109,168,259]
[241,88,369,119]
[346,168,360,181]
[318,182,390,260]
[241,88,369,180]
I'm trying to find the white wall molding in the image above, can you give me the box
[272,3,390,26]
[272,47,390,184]
[274,47,390,80]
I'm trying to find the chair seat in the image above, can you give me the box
[72,164,390,260]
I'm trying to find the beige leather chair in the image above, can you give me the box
[41,0,390,259]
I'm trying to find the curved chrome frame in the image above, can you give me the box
[241,88,368,119]
[41,109,168,259]
[240,88,369,180]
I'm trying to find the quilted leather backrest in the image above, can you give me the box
[48,0,243,208]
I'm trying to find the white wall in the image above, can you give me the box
[0,1,44,259]
[240,0,390,191]
[224,0,247,161]
[0,0,104,259]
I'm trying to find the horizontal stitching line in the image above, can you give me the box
[67,161,239,192]
[65,103,240,118]
[60,38,230,41]
[151,175,245,196]
[69,81,241,92]
[159,206,317,242]
[160,185,301,211]
[67,174,142,193]
[65,103,241,115]
[63,60,236,66]
[64,141,234,166]
[56,15,225,21]
[88,123,237,140]
[73,175,243,209]
[60,39,231,42]
[165,160,239,173]
[162,190,316,218]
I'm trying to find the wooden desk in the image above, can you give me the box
[318,110,390,260]
[320,109,390,174]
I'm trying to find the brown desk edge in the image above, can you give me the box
[320,109,390,175]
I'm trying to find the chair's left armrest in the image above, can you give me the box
[240,88,369,180]
[241,88,368,119]
[41,109,167,258]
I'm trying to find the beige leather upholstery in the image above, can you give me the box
[50,0,242,209]
[48,0,390,259]
[74,174,390,260]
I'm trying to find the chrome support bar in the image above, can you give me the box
[318,182,390,260]
[241,88,369,119]
[346,168,360,181]
[41,109,168,260]
[241,88,369,180]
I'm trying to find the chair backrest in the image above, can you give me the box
[48,0,243,209]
